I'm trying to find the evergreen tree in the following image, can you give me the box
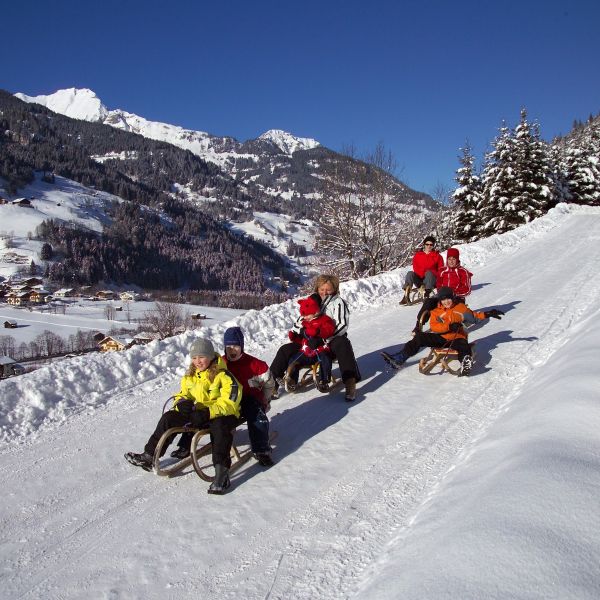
[480,110,554,235]
[448,142,482,242]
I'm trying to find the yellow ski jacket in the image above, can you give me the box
[173,354,242,419]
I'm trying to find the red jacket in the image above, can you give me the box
[302,313,336,340]
[412,250,444,279]
[222,352,272,410]
[436,265,472,297]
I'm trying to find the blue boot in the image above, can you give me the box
[381,350,408,370]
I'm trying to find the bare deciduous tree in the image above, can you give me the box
[143,301,192,339]
[315,143,432,279]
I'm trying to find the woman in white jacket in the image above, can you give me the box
[270,274,361,401]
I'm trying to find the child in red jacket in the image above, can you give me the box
[286,294,336,392]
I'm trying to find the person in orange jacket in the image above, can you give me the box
[400,236,445,304]
[382,287,504,376]
[412,247,473,333]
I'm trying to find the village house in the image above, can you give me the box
[4,320,18,328]
[119,291,139,301]
[96,290,116,300]
[6,291,32,306]
[0,356,25,379]
[98,336,134,352]
[11,198,32,207]
[53,288,76,298]
[29,289,51,304]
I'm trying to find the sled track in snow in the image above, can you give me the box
[193,216,600,600]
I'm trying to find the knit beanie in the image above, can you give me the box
[437,286,454,300]
[298,295,321,316]
[223,326,244,351]
[446,248,460,260]
[189,338,215,358]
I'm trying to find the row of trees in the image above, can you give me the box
[447,109,599,243]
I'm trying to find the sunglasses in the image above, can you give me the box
[424,243,434,246]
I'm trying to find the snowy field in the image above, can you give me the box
[0,300,244,346]
[1,203,599,599]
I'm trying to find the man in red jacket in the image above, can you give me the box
[400,236,444,304]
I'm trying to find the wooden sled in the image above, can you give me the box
[153,424,278,481]
[400,285,427,306]
[418,343,476,376]
[284,360,340,393]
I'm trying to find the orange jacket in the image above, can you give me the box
[429,301,486,341]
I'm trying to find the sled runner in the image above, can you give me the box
[283,357,340,393]
[153,423,278,480]
[418,343,476,376]
[399,285,428,306]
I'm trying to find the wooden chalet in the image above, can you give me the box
[98,336,134,352]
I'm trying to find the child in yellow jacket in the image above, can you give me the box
[382,287,504,376]
[125,338,242,494]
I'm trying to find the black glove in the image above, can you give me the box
[307,336,324,350]
[448,322,462,332]
[175,399,194,417]
[484,309,504,320]
[191,407,210,428]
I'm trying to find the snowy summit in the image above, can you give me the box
[258,128,320,154]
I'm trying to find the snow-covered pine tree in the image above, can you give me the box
[478,122,515,234]
[448,141,482,242]
[564,127,600,205]
[480,110,555,235]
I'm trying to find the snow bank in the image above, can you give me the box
[0,203,596,444]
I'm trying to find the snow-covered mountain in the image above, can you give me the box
[14,88,433,209]
[1,204,600,598]
[15,88,320,167]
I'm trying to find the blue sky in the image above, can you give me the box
[2,0,599,196]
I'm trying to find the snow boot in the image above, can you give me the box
[381,350,408,370]
[170,446,190,460]
[125,451,154,471]
[208,465,231,494]
[344,377,356,402]
[254,452,275,467]
[316,380,330,393]
[460,355,473,377]
[399,285,411,305]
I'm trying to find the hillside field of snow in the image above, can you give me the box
[1,204,599,599]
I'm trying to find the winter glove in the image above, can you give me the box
[288,330,303,344]
[448,322,463,333]
[315,343,330,355]
[191,407,210,428]
[174,399,194,417]
[484,309,504,320]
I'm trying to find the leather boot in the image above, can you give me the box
[208,464,231,495]
[344,377,356,402]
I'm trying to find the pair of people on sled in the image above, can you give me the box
[125,328,276,494]
[383,286,504,376]
[270,274,361,401]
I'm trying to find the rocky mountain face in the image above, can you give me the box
[14,88,435,220]
[1,88,435,299]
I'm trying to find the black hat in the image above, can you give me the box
[423,236,436,246]
[437,286,454,300]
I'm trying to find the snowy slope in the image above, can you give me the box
[1,204,600,599]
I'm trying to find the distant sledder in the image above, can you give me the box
[381,286,504,376]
